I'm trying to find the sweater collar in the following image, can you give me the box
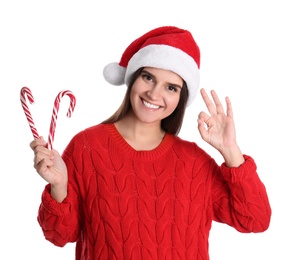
[105,123,175,161]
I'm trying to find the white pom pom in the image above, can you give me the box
[103,62,126,86]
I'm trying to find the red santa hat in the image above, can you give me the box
[103,26,200,106]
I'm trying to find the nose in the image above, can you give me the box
[147,84,162,100]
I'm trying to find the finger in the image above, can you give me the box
[210,90,225,114]
[200,88,217,115]
[198,111,211,125]
[197,118,208,141]
[34,153,52,167]
[33,146,53,165]
[30,136,47,150]
[34,144,52,155]
[225,96,233,117]
[198,111,215,132]
[35,158,53,175]
[34,156,54,171]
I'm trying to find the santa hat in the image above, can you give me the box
[103,26,200,106]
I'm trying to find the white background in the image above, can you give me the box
[1,0,297,259]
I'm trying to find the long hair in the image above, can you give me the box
[101,68,189,135]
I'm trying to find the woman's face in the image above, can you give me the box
[130,67,183,124]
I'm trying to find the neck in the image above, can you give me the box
[115,112,165,151]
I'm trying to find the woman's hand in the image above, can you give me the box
[197,88,244,167]
[30,137,68,202]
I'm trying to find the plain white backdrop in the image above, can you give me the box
[1,0,297,259]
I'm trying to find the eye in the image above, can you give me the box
[141,73,153,82]
[167,85,178,92]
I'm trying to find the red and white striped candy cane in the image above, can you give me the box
[20,87,40,139]
[48,90,76,150]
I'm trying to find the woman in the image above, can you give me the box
[30,26,271,260]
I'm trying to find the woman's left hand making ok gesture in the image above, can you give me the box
[197,88,245,167]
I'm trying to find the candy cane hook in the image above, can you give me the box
[20,87,40,139]
[48,90,76,150]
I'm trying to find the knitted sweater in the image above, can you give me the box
[38,123,271,260]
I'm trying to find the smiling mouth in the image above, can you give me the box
[142,99,160,109]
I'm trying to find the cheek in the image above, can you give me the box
[168,93,181,106]
[129,85,142,109]
[130,85,138,100]
[130,81,143,96]
[165,95,180,114]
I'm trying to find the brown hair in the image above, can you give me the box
[101,68,189,135]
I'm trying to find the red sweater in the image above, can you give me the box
[38,123,271,260]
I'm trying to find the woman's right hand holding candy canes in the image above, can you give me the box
[21,87,76,203]
[30,137,68,202]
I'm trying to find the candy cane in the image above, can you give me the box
[20,87,40,139]
[48,90,76,150]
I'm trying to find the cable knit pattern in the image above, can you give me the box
[37,123,271,260]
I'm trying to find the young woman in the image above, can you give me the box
[30,26,271,260]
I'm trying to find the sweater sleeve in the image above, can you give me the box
[37,133,84,247]
[211,155,271,233]
[37,182,81,247]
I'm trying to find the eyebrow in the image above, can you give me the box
[142,69,183,89]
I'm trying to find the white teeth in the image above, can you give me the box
[143,100,159,109]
